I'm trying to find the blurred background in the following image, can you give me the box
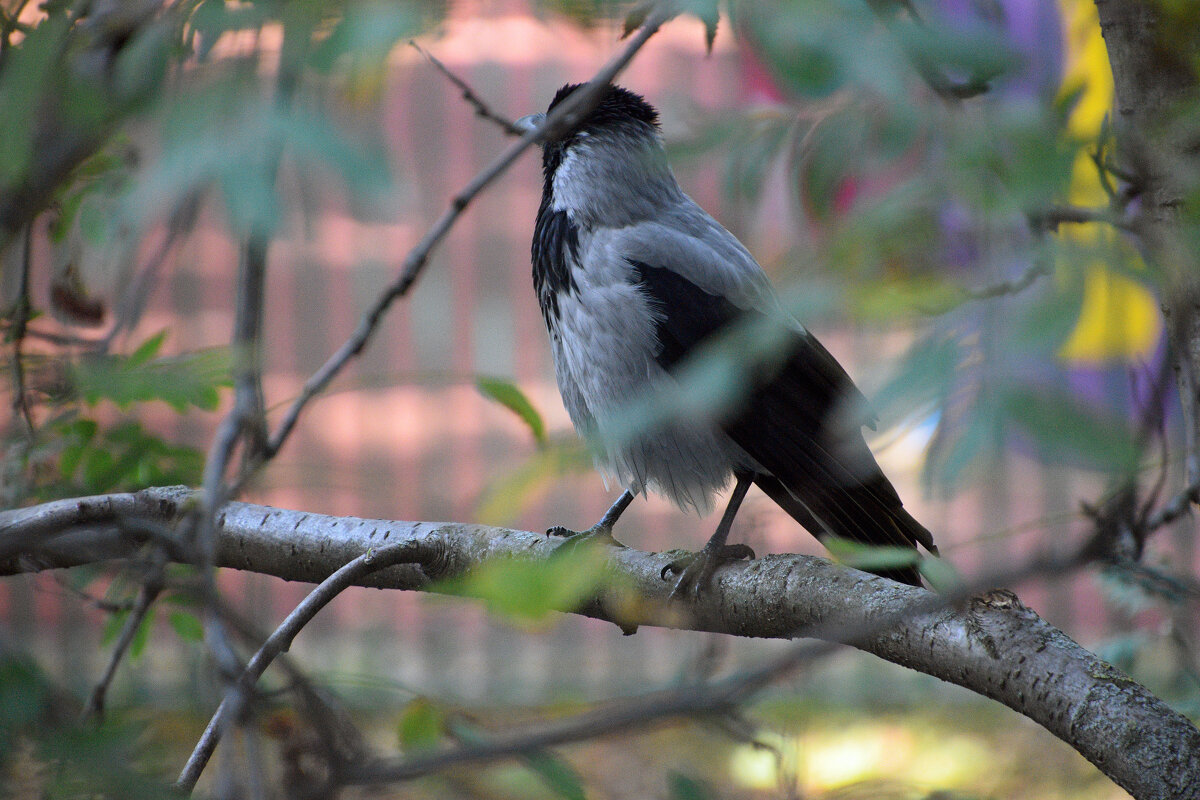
[2,0,1196,797]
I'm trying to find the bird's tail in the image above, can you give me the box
[753,474,934,587]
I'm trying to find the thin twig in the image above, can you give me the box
[1145,480,1200,532]
[97,193,200,353]
[50,573,137,613]
[0,322,104,347]
[410,41,522,136]
[82,563,165,722]
[960,259,1051,303]
[9,224,35,434]
[1027,204,1135,233]
[262,4,675,460]
[175,541,441,794]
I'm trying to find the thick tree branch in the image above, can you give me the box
[2,486,1198,798]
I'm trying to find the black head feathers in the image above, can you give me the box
[545,83,660,139]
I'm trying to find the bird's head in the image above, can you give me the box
[518,83,681,225]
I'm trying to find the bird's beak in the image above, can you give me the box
[515,112,546,135]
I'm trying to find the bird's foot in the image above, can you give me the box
[547,522,626,552]
[661,542,755,600]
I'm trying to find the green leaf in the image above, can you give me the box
[869,334,961,428]
[924,397,1002,493]
[127,331,167,367]
[397,697,444,751]
[524,751,588,800]
[679,0,719,52]
[101,610,130,647]
[919,555,963,593]
[436,542,616,627]
[81,448,117,492]
[168,611,204,642]
[73,343,232,412]
[823,538,922,571]
[451,719,589,800]
[129,609,155,660]
[668,771,715,800]
[1000,387,1139,474]
[0,12,70,185]
[476,376,547,446]
[475,443,591,525]
[309,2,421,74]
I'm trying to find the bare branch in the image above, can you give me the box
[97,193,201,353]
[82,563,164,723]
[1027,205,1135,233]
[263,4,676,459]
[175,541,443,794]
[9,225,35,434]
[411,41,522,136]
[960,259,1052,303]
[1146,480,1200,532]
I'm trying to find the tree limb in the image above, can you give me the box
[175,540,443,793]
[2,486,1198,798]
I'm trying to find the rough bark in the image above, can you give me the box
[2,486,1198,799]
[1095,0,1200,484]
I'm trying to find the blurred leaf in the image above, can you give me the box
[397,697,444,751]
[668,771,715,800]
[189,0,269,61]
[1000,387,1139,473]
[167,611,204,642]
[725,114,791,206]
[1009,278,1086,356]
[127,330,167,366]
[918,556,964,593]
[477,376,547,446]
[436,542,615,627]
[739,0,908,99]
[850,276,966,322]
[0,652,53,737]
[869,334,961,429]
[129,608,155,660]
[678,0,720,52]
[101,609,129,648]
[536,0,626,27]
[53,416,204,495]
[524,751,588,800]
[824,538,921,571]
[112,19,173,107]
[82,447,118,491]
[73,336,231,412]
[310,2,421,74]
[0,11,70,186]
[923,396,1002,493]
[476,443,591,525]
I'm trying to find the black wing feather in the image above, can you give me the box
[631,261,933,585]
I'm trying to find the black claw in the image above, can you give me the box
[547,523,624,551]
[661,544,755,600]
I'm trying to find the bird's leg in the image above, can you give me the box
[547,488,635,549]
[662,472,756,599]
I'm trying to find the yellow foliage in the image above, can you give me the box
[1055,0,1160,362]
